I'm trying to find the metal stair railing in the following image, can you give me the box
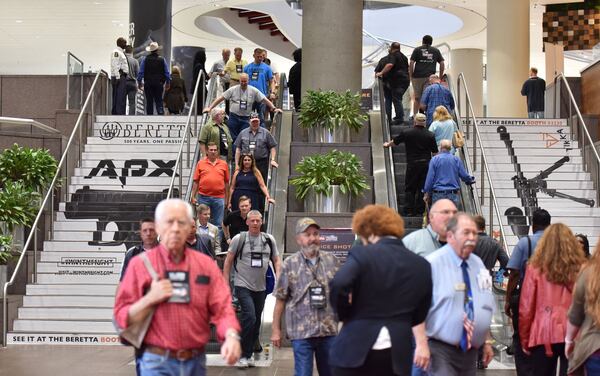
[450,73,509,252]
[374,77,398,211]
[554,73,600,207]
[3,70,109,347]
[166,71,209,200]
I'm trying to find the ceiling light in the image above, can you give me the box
[437,5,445,9]
[93,1,103,4]
[15,20,23,23]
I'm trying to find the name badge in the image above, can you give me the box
[249,140,257,150]
[251,71,259,81]
[236,64,243,73]
[250,252,263,268]
[166,271,190,304]
[239,100,247,110]
[455,283,466,291]
[309,283,327,309]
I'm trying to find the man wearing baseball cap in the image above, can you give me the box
[271,218,340,376]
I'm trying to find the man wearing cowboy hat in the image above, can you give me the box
[137,41,171,115]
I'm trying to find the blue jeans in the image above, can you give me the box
[292,336,334,376]
[586,353,600,374]
[144,82,165,115]
[235,286,267,359]
[228,112,250,142]
[431,190,461,210]
[528,111,544,119]
[252,102,267,128]
[197,195,224,230]
[140,351,206,376]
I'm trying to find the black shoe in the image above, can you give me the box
[477,360,486,369]
[391,119,404,125]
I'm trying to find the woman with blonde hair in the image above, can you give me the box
[519,223,586,375]
[428,105,457,154]
[565,239,600,375]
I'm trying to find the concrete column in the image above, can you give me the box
[130,0,172,64]
[486,0,529,117]
[301,0,362,95]
[450,49,484,117]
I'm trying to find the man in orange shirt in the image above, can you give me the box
[191,142,230,230]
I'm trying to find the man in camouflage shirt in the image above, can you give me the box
[271,218,340,376]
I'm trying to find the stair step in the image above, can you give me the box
[37,262,122,274]
[485,163,585,172]
[18,307,113,320]
[74,167,191,177]
[85,144,190,152]
[487,180,594,189]
[479,140,577,148]
[6,332,120,345]
[26,284,117,296]
[37,274,120,284]
[476,171,590,180]
[39,251,124,262]
[52,231,137,242]
[43,241,127,252]
[70,176,184,185]
[82,152,182,159]
[68,185,187,194]
[480,149,579,157]
[12,320,116,334]
[23,295,115,308]
[478,133,574,141]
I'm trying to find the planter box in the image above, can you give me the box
[288,143,373,176]
[291,113,370,143]
[288,176,375,213]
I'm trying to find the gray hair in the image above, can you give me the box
[155,198,194,223]
[196,204,210,214]
[210,107,225,119]
[239,73,249,80]
[446,212,474,233]
[440,139,452,151]
[247,210,262,219]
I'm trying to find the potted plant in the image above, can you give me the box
[0,144,57,266]
[289,150,370,213]
[298,90,367,143]
[0,234,13,288]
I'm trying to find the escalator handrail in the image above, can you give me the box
[375,77,398,211]
[447,73,509,252]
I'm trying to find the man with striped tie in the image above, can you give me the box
[424,213,496,375]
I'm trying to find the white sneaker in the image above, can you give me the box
[247,357,256,367]
[236,357,249,369]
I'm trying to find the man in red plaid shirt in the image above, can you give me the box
[114,198,241,375]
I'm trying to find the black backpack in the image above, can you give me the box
[232,231,274,272]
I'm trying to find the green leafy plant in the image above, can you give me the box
[298,90,367,132]
[289,150,370,200]
[0,234,15,264]
[0,144,58,192]
[0,181,40,233]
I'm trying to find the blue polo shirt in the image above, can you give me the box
[506,230,545,274]
[423,151,474,193]
[244,62,273,95]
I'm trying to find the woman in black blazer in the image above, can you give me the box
[329,205,433,376]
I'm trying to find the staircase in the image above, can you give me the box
[474,118,599,251]
[231,8,290,42]
[7,115,191,345]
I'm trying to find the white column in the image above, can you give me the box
[486,0,529,117]
[301,0,363,95]
[450,48,484,117]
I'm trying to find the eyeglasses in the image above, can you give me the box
[431,209,458,215]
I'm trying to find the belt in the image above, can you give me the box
[432,189,458,194]
[145,345,205,361]
[429,338,460,349]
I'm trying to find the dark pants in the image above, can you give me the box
[332,348,395,376]
[235,286,267,359]
[384,84,407,124]
[585,352,600,374]
[530,344,567,376]
[511,299,534,375]
[227,113,250,142]
[111,76,127,115]
[404,160,429,215]
[144,82,164,115]
[429,339,478,376]
[291,336,334,376]
[223,82,230,114]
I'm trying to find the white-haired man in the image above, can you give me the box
[114,199,241,375]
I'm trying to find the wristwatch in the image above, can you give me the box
[227,331,241,341]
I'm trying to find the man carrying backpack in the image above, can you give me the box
[505,208,551,375]
[223,210,281,368]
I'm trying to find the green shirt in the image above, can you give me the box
[198,120,233,160]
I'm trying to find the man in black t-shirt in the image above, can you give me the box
[410,35,445,117]
[375,42,410,126]
[384,113,438,216]
[223,196,252,247]
[521,67,546,119]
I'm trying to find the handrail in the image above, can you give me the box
[375,78,398,211]
[0,116,61,134]
[555,73,600,206]
[265,74,287,235]
[451,73,509,252]
[66,52,84,110]
[166,71,207,200]
[3,71,106,347]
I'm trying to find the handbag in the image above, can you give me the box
[115,252,159,348]
[452,129,465,148]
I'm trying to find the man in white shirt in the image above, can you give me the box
[110,37,129,115]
